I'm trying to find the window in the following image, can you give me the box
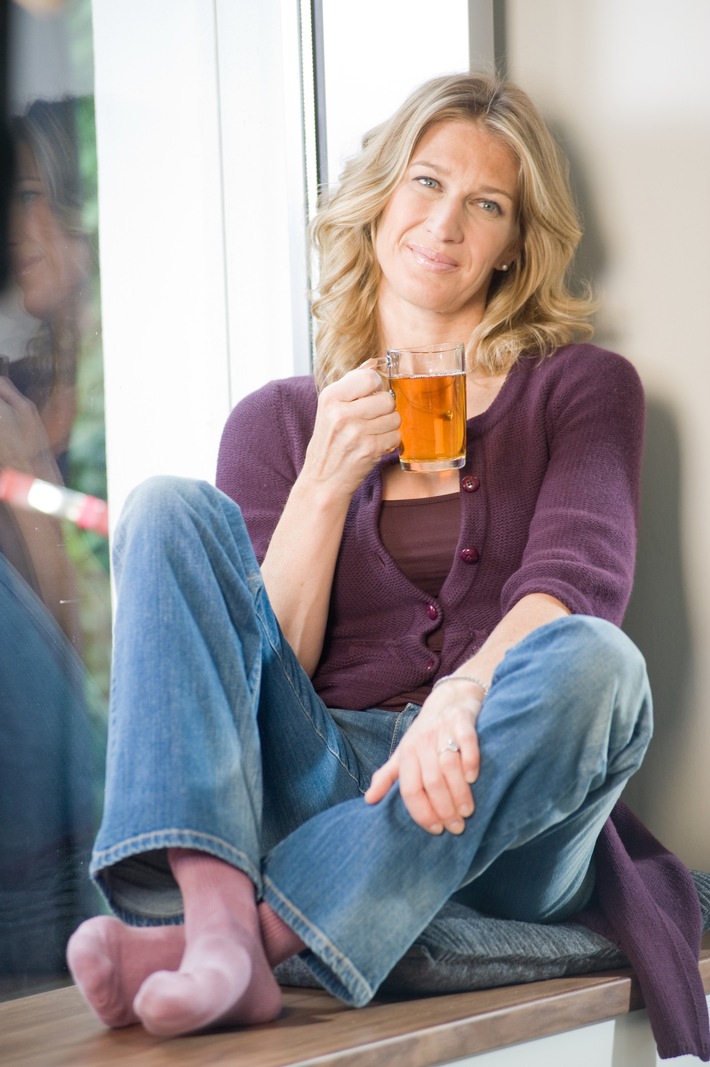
[0,0,109,999]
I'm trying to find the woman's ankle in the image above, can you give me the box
[258,901,306,965]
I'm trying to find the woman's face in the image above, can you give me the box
[374,119,520,332]
[9,139,88,321]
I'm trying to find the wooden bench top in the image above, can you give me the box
[2,935,709,1067]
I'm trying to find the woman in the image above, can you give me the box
[1,97,105,629]
[7,98,97,472]
[66,74,705,1055]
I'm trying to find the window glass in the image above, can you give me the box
[0,0,109,1000]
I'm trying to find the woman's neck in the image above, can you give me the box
[466,367,508,417]
[377,298,483,353]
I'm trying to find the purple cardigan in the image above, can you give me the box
[216,344,708,1059]
[218,344,644,710]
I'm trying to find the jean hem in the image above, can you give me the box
[90,829,262,924]
[263,875,375,1007]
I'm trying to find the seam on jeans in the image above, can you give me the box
[256,603,362,792]
[263,874,374,1005]
[389,703,418,757]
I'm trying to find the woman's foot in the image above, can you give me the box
[67,853,302,1036]
[133,912,282,1036]
[67,916,185,1028]
[130,849,283,1037]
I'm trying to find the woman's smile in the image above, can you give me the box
[407,243,460,272]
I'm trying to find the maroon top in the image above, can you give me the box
[378,492,459,708]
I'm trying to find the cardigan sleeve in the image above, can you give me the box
[501,349,645,624]
[215,377,316,563]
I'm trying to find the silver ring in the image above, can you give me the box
[438,738,460,755]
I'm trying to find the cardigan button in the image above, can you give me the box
[460,546,480,564]
[426,603,438,620]
[461,475,480,492]
[424,659,437,673]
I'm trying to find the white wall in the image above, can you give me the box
[92,1,232,522]
[321,0,470,188]
[502,0,710,868]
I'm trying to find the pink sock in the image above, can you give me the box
[67,916,185,1028]
[133,849,283,1036]
[259,901,306,965]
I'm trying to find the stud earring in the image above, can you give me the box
[499,263,509,272]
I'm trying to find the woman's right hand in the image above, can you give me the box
[302,360,400,500]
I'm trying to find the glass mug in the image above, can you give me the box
[385,343,467,472]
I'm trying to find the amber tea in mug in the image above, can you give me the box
[385,344,466,472]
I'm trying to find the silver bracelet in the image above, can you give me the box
[432,673,490,696]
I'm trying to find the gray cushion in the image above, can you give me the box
[275,869,710,995]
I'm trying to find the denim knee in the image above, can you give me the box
[516,615,648,704]
[515,615,652,776]
[114,476,231,565]
[494,615,652,760]
[563,617,649,721]
[562,615,647,687]
[120,475,216,530]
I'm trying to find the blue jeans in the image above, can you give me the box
[92,476,652,1007]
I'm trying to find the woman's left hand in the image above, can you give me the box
[364,684,483,834]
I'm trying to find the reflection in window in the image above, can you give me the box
[0,4,108,1000]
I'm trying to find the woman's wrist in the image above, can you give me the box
[432,673,490,698]
[293,464,355,512]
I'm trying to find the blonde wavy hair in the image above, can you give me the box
[311,73,596,389]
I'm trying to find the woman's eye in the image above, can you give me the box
[415,176,438,189]
[15,187,42,206]
[479,199,502,215]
